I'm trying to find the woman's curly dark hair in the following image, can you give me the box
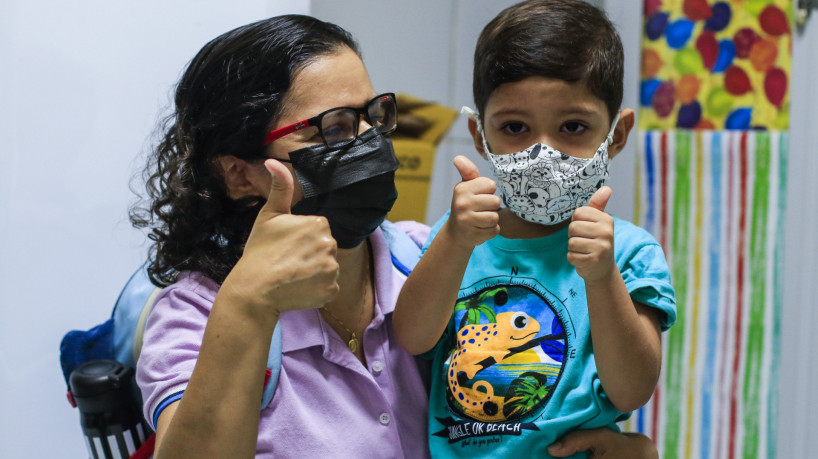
[130,15,360,286]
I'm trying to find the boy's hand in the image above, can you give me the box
[567,186,616,281]
[446,155,501,249]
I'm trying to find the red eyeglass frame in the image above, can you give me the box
[263,93,396,146]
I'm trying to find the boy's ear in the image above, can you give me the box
[215,155,263,200]
[467,116,488,160]
[608,108,635,159]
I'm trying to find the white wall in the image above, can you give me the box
[777,14,818,458]
[0,1,308,456]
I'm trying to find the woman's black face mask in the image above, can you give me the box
[285,127,399,249]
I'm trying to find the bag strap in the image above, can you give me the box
[380,220,421,275]
[260,323,283,409]
[113,263,161,369]
[132,286,162,365]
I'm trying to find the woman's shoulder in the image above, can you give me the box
[152,270,220,315]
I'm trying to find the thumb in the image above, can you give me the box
[588,186,612,212]
[453,155,481,182]
[259,158,294,218]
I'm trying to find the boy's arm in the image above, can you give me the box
[568,186,663,412]
[393,156,500,355]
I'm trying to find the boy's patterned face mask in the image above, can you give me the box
[463,107,619,226]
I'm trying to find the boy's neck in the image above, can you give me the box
[497,208,570,239]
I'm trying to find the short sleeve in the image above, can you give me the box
[135,272,218,429]
[620,243,677,331]
[421,212,450,255]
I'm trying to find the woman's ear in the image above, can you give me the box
[468,116,488,160]
[608,108,635,159]
[216,155,266,200]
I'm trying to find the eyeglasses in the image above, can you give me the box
[263,93,397,148]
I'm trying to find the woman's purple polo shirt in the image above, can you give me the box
[137,222,431,458]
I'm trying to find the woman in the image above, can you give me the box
[131,14,657,458]
[133,14,429,457]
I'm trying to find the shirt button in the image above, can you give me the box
[379,413,391,425]
[371,360,384,374]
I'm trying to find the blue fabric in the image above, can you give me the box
[261,323,283,409]
[423,212,676,458]
[380,220,421,275]
[59,318,115,385]
[60,263,158,386]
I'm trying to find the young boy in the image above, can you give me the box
[393,1,676,457]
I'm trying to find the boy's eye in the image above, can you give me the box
[501,122,528,135]
[561,122,586,134]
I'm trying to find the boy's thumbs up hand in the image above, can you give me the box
[587,185,612,212]
[221,159,340,322]
[567,186,616,282]
[445,155,501,250]
[454,154,482,182]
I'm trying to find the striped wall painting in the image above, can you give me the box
[624,130,788,459]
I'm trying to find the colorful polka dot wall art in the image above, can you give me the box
[640,0,792,131]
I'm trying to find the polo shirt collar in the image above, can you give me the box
[279,226,395,353]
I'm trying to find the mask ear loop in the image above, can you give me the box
[606,112,621,146]
[461,106,492,155]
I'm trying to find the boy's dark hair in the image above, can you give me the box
[473,0,623,123]
[130,15,360,286]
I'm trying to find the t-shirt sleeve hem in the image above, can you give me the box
[149,385,187,430]
[626,279,677,331]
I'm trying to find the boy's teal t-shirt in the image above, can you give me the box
[423,213,676,458]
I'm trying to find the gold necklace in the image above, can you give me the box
[322,306,362,353]
[321,241,371,353]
